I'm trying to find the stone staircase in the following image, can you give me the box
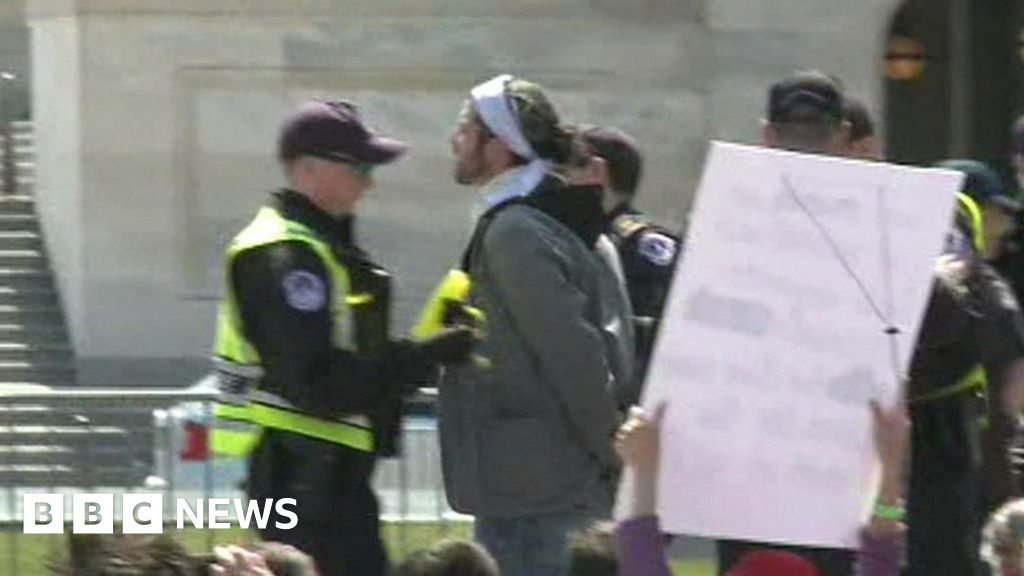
[0,122,154,488]
[0,123,74,388]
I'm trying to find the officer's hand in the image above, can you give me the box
[415,326,477,366]
[209,546,274,576]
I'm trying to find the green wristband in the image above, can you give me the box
[873,501,906,522]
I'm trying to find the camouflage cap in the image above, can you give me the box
[503,78,571,163]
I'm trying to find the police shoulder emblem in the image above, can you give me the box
[282,269,327,312]
[637,232,677,267]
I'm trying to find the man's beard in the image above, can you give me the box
[454,144,486,185]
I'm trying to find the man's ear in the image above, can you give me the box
[837,120,853,149]
[482,136,513,171]
[761,120,779,148]
[590,156,611,190]
[570,156,608,187]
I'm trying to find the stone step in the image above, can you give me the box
[0,445,151,469]
[0,463,151,485]
[0,324,69,344]
[0,342,71,362]
[0,287,59,307]
[0,363,76,385]
[0,204,33,217]
[0,424,128,440]
[0,405,153,425]
[0,405,75,426]
[0,230,41,251]
[0,214,37,232]
[0,305,65,324]
[0,229,41,245]
[0,270,58,293]
[0,249,44,267]
[0,195,34,214]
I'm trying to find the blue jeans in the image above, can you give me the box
[474,497,610,576]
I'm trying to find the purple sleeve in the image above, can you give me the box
[855,529,905,576]
[615,516,673,576]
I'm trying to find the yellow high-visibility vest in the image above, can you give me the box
[211,206,374,455]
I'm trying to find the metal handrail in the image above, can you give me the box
[0,387,437,405]
[0,388,222,405]
[0,386,457,576]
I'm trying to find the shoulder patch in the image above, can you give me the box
[282,270,327,312]
[636,232,678,267]
[611,214,648,239]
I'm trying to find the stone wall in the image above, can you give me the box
[0,0,30,119]
[708,0,904,144]
[27,0,710,385]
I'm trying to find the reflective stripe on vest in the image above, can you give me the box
[957,193,986,254]
[212,206,373,453]
[209,423,263,457]
[910,364,987,404]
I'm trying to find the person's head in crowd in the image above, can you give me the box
[277,100,409,216]
[762,70,850,156]
[936,159,1021,261]
[393,539,500,576]
[981,498,1024,575]
[569,126,644,213]
[728,550,822,576]
[55,535,317,576]
[842,96,883,161]
[567,521,618,576]
[451,74,574,187]
[56,533,204,576]
[1009,114,1024,193]
[251,542,318,576]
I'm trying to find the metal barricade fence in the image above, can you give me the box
[0,388,466,576]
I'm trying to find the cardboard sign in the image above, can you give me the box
[638,142,962,548]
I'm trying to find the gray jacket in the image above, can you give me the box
[439,201,630,517]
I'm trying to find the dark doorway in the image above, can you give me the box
[885,0,1021,174]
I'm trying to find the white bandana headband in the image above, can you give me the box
[471,74,536,160]
[470,74,552,212]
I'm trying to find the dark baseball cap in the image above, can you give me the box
[277,100,409,165]
[936,159,1022,211]
[1011,114,1024,155]
[842,95,876,141]
[579,126,643,194]
[767,70,844,126]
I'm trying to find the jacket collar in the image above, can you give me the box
[272,189,355,247]
[607,201,637,223]
[524,179,606,249]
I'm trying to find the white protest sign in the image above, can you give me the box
[639,141,962,548]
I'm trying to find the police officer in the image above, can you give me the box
[904,196,1024,576]
[574,127,680,394]
[212,100,473,576]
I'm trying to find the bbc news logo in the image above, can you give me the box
[22,494,298,534]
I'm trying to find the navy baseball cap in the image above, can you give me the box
[1011,114,1024,155]
[278,100,409,165]
[767,70,844,126]
[936,159,1022,211]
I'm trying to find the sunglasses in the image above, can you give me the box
[319,150,375,177]
[348,162,374,177]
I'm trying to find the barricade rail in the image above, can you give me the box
[0,388,463,576]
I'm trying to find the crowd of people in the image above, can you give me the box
[110,67,1024,576]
